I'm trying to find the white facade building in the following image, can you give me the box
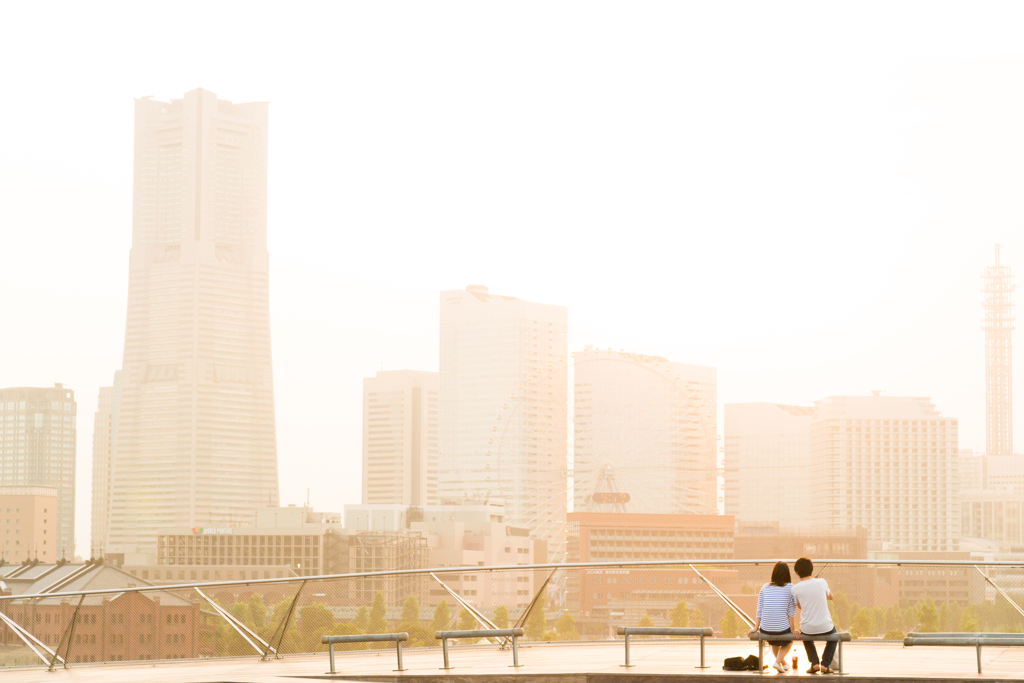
[362,370,438,506]
[105,89,279,557]
[809,393,960,552]
[574,348,717,515]
[724,402,815,528]
[439,285,569,558]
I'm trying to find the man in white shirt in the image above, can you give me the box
[791,557,836,674]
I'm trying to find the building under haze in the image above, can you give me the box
[724,402,815,528]
[809,393,960,553]
[90,372,120,557]
[0,486,58,563]
[362,370,439,506]
[101,89,279,559]
[439,285,569,558]
[573,347,716,516]
[982,244,1014,457]
[0,384,76,559]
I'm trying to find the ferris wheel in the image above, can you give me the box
[489,348,718,560]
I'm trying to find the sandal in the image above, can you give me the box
[806,665,821,674]
[820,666,834,674]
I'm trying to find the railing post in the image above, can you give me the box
[266,579,306,660]
[50,594,85,671]
[328,642,336,674]
[395,638,405,671]
[511,632,521,667]
[699,633,706,668]
[837,637,844,675]
[621,632,631,667]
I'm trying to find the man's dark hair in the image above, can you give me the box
[794,557,813,578]
[770,561,791,587]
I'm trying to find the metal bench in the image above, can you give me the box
[748,631,852,674]
[615,626,713,668]
[321,632,409,673]
[433,628,526,669]
[904,632,1024,674]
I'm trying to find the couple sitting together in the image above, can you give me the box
[749,557,837,674]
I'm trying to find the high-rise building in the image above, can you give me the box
[0,486,58,563]
[104,88,278,557]
[809,393,960,552]
[439,285,569,558]
[982,244,1014,457]
[724,402,815,527]
[0,384,76,559]
[362,370,439,506]
[573,347,717,516]
[90,372,120,557]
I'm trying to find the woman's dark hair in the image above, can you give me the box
[770,561,791,587]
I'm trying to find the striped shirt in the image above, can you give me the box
[756,583,796,632]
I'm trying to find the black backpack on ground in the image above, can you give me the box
[723,654,762,671]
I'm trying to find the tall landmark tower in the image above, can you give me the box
[982,244,1014,457]
[100,89,279,557]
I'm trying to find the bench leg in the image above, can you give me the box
[695,634,709,668]
[758,639,764,674]
[510,634,522,667]
[837,639,846,675]
[440,637,451,670]
[328,643,335,674]
[620,633,633,667]
[976,643,982,675]
[395,639,405,672]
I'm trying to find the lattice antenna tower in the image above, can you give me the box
[982,244,1015,456]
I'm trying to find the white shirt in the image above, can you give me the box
[791,577,833,634]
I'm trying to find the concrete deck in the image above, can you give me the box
[2,639,1023,683]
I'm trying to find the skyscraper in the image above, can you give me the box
[362,370,439,506]
[439,285,568,557]
[0,384,76,559]
[809,393,959,552]
[573,347,717,516]
[90,372,120,556]
[104,89,278,557]
[724,402,814,528]
[982,244,1014,457]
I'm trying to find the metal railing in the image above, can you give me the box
[903,632,1024,674]
[0,558,1021,671]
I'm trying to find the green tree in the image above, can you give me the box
[431,599,452,633]
[554,611,578,640]
[850,609,875,639]
[249,593,268,629]
[229,601,252,627]
[883,629,905,641]
[689,608,704,628]
[352,606,369,632]
[367,591,388,635]
[264,598,300,653]
[401,596,421,624]
[493,605,510,629]
[917,600,939,633]
[670,600,689,627]
[959,607,979,633]
[833,591,851,630]
[885,605,903,633]
[458,609,481,643]
[638,614,655,627]
[719,609,743,638]
[525,593,547,640]
[298,603,336,652]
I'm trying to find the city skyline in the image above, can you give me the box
[4,5,1024,558]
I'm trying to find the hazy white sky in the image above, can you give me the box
[2,2,1023,556]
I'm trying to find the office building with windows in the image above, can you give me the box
[362,370,439,506]
[0,384,76,559]
[439,285,569,558]
[574,347,716,516]
[104,89,279,557]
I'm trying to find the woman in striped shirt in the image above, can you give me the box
[748,561,799,673]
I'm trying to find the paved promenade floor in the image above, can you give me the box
[2,639,1023,683]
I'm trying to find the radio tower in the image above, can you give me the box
[982,244,1015,456]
